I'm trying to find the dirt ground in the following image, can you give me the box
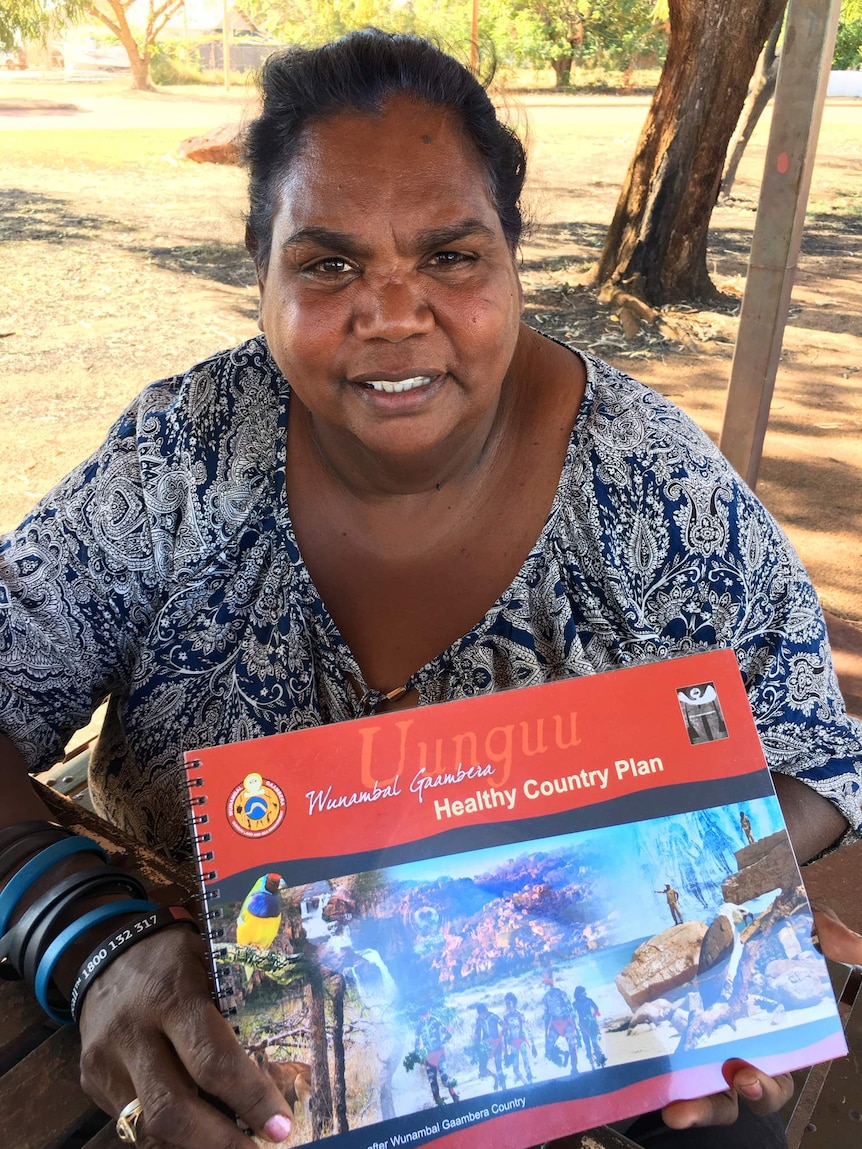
[1,74,860,621]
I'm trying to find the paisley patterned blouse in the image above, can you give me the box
[1,337,860,863]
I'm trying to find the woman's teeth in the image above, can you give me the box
[365,376,433,393]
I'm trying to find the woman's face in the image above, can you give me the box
[257,96,524,474]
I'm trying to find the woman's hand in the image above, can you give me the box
[811,901,862,965]
[661,902,861,1131]
[78,925,295,1147]
[661,1060,793,1130]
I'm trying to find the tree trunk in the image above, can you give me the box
[328,975,349,1134]
[88,1,156,92]
[720,16,783,199]
[588,0,787,306]
[305,975,333,1139]
[127,51,153,92]
[551,56,573,87]
[378,1046,400,1121]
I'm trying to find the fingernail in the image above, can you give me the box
[738,1079,763,1100]
[263,1114,292,1141]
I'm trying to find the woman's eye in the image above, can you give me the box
[429,250,473,268]
[307,257,353,275]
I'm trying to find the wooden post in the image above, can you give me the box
[222,0,231,91]
[470,0,479,73]
[718,0,842,488]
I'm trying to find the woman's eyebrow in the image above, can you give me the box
[282,226,369,256]
[282,220,497,256]
[413,220,498,249]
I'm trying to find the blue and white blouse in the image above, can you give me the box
[1,337,859,862]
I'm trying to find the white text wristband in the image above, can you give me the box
[69,905,198,1024]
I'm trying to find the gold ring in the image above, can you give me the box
[116,1097,144,1144]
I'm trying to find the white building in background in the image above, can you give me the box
[828,71,862,97]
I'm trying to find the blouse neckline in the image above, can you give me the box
[271,339,598,714]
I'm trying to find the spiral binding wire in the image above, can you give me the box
[184,758,238,1027]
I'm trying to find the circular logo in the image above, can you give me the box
[227,773,286,838]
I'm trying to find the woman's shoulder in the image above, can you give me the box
[572,350,729,477]
[130,336,284,456]
[7,337,289,587]
[553,348,778,555]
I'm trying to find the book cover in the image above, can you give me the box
[185,649,847,1148]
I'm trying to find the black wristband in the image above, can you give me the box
[70,906,198,1024]
[0,828,76,882]
[0,821,70,852]
[0,866,148,982]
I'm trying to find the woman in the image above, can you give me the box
[0,29,860,1149]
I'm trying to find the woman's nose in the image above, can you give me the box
[351,275,434,341]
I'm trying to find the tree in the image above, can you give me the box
[491,0,666,87]
[588,0,788,310]
[87,0,184,91]
[720,14,783,200]
[0,0,181,89]
[1,0,85,52]
[833,0,862,69]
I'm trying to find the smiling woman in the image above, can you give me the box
[0,26,860,1149]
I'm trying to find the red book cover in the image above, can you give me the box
[185,649,846,1148]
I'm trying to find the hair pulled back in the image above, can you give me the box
[244,28,527,269]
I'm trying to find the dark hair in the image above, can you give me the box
[244,28,527,269]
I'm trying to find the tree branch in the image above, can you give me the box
[87,6,122,40]
[220,944,319,986]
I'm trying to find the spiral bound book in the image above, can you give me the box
[185,649,846,1149]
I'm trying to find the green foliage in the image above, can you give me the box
[149,52,214,85]
[0,0,86,51]
[402,1049,425,1072]
[150,35,253,85]
[834,15,862,70]
[240,0,667,78]
[488,0,666,72]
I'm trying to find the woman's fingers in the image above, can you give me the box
[79,928,293,1146]
[103,1033,273,1149]
[131,1059,279,1149]
[661,1062,794,1129]
[811,902,862,965]
[661,1088,739,1129]
[163,992,294,1143]
[723,1059,794,1117]
[87,1027,293,1149]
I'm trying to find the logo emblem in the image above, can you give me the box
[227,772,286,838]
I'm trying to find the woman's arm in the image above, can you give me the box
[0,733,295,1147]
[771,770,849,864]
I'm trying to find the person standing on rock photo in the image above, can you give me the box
[657,883,685,926]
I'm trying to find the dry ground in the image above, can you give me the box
[1,74,860,619]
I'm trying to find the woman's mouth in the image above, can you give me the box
[362,376,434,394]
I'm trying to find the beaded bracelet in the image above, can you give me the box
[0,828,76,882]
[9,867,149,986]
[0,837,107,935]
[69,905,198,1024]
[34,899,158,1024]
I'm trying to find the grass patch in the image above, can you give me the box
[0,127,198,170]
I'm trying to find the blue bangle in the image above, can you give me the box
[34,899,157,1024]
[0,837,107,935]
